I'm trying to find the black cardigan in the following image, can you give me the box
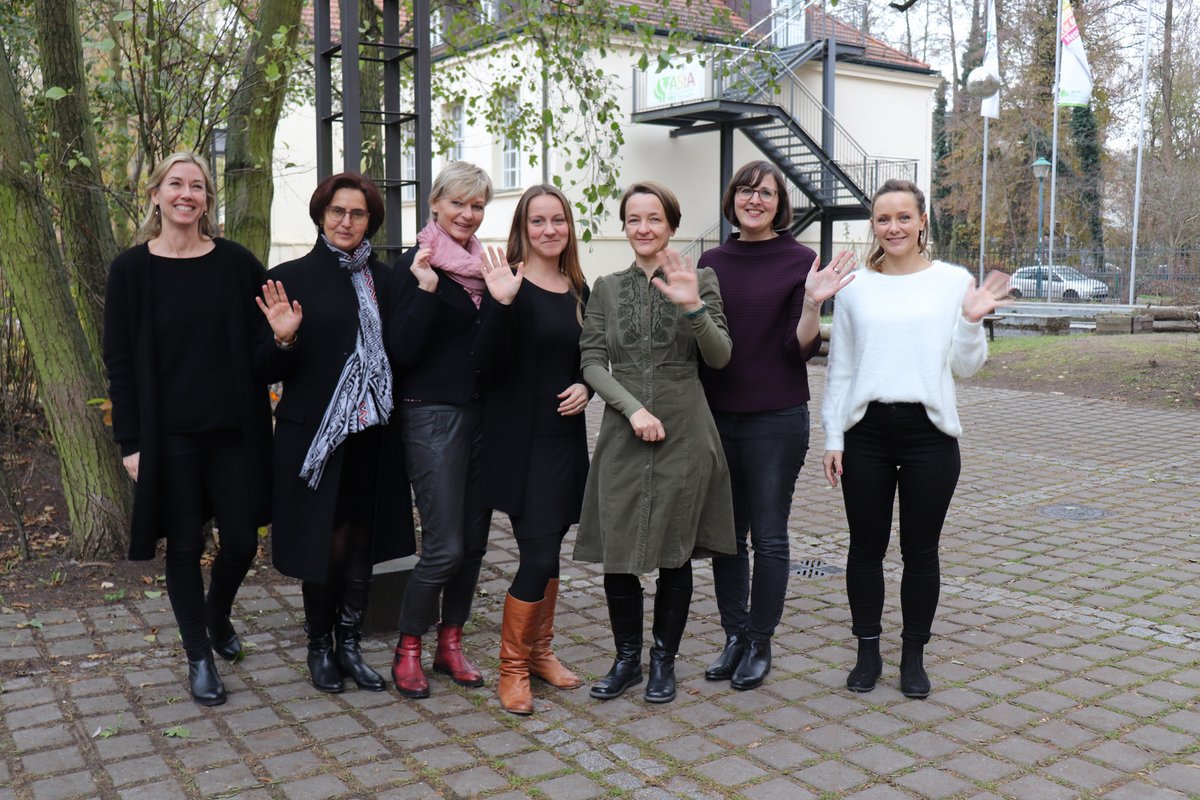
[102,239,275,560]
[263,240,414,583]
[475,282,590,516]
[389,245,483,405]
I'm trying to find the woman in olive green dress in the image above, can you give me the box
[574,181,735,704]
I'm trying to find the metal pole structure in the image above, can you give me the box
[1036,175,1045,298]
[978,117,989,283]
[1129,0,1154,305]
[1047,0,1065,287]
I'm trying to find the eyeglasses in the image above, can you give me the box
[326,206,369,223]
[735,186,778,202]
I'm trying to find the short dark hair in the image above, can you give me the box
[309,172,385,238]
[721,161,792,231]
[618,181,681,231]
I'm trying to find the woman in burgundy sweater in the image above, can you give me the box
[698,161,851,690]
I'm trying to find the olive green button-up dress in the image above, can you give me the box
[573,264,736,574]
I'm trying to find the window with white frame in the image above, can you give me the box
[447,104,464,162]
[402,148,416,201]
[479,0,499,23]
[431,9,443,47]
[500,99,521,190]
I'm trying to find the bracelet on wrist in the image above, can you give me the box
[274,334,297,350]
[684,303,708,319]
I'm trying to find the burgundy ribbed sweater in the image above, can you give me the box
[698,232,820,413]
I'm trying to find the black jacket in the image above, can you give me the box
[389,246,483,404]
[102,239,274,560]
[264,240,414,583]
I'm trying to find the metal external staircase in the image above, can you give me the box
[631,2,917,242]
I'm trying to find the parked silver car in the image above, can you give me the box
[1009,265,1109,300]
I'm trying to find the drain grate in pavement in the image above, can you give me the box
[792,559,844,578]
[1036,504,1108,520]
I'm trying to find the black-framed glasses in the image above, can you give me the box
[735,186,778,202]
[326,206,369,223]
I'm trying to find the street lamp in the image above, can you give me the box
[1031,157,1051,299]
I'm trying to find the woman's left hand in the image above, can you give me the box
[557,383,589,416]
[962,270,1013,323]
[650,248,702,312]
[481,245,524,305]
[256,279,303,343]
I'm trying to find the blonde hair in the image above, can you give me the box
[867,179,928,272]
[429,161,494,217]
[135,152,218,244]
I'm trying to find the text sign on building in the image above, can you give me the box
[651,58,707,106]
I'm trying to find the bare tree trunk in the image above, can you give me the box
[0,38,132,559]
[223,0,305,264]
[1161,0,1175,162]
[34,0,119,374]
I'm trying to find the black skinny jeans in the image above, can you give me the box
[841,402,960,645]
[160,430,258,658]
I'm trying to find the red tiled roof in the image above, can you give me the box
[805,6,930,71]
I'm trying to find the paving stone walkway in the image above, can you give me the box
[3,370,1200,799]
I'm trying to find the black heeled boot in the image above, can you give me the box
[590,589,644,700]
[731,638,771,690]
[187,651,227,706]
[900,639,931,699]
[207,613,242,662]
[846,636,883,693]
[302,581,344,694]
[704,633,746,681]
[645,580,691,704]
[335,579,386,691]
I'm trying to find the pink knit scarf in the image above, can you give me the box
[416,217,485,309]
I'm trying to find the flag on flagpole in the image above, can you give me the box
[981,0,1000,118]
[1058,0,1093,107]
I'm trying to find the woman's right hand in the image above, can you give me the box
[804,250,856,307]
[256,279,303,344]
[411,248,438,292]
[123,452,140,482]
[630,408,665,443]
[823,450,843,488]
[480,245,524,305]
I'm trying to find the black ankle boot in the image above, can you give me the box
[303,581,344,694]
[208,614,242,662]
[187,652,227,706]
[846,637,883,693]
[704,633,746,681]
[336,579,386,692]
[730,638,771,690]
[590,590,644,700]
[645,579,691,704]
[899,639,931,699]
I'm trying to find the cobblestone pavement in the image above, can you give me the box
[3,370,1200,799]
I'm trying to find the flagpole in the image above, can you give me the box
[1129,0,1154,304]
[1048,0,1065,283]
[979,117,989,283]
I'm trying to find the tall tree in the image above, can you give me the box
[34,0,118,373]
[0,36,132,559]
[223,0,305,263]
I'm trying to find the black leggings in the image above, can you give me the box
[603,562,693,598]
[160,431,258,658]
[841,402,960,644]
[509,527,567,602]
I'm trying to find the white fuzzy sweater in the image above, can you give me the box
[821,261,988,451]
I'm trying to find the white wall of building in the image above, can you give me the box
[267,42,938,282]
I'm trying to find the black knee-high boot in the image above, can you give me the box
[590,587,644,700]
[645,575,692,704]
[302,581,343,693]
[336,579,386,691]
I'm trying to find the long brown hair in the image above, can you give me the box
[506,185,586,322]
[135,152,218,244]
[866,179,929,272]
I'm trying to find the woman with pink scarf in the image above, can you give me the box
[389,162,495,698]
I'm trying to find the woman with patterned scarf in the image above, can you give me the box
[389,162,496,699]
[261,172,414,694]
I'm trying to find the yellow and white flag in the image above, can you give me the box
[1057,0,1093,107]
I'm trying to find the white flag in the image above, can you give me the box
[981,0,1000,118]
[1058,0,1093,107]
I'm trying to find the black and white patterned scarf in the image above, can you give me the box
[299,236,394,489]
